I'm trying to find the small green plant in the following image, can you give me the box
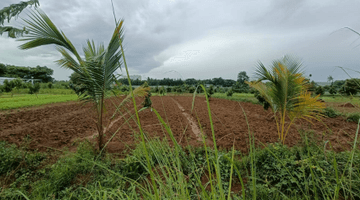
[346,113,360,123]
[226,89,233,97]
[207,85,215,98]
[322,107,340,118]
[28,82,40,97]
[142,82,152,108]
[47,82,53,89]
[315,86,325,96]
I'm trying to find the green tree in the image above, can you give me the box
[247,56,325,144]
[28,82,40,97]
[3,79,14,93]
[18,10,124,151]
[207,85,215,99]
[329,86,337,95]
[0,63,6,76]
[315,86,325,96]
[327,75,334,86]
[340,78,360,95]
[237,71,249,84]
[0,0,40,38]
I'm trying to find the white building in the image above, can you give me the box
[0,77,41,84]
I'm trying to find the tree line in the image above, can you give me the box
[0,63,54,83]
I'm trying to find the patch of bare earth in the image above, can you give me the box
[0,96,358,154]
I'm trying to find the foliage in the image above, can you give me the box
[253,89,270,110]
[329,86,337,95]
[247,55,325,144]
[2,79,14,93]
[0,0,40,38]
[340,78,360,96]
[247,142,360,199]
[207,85,215,98]
[28,82,40,95]
[159,86,165,95]
[237,71,249,84]
[18,9,124,151]
[47,82,52,89]
[226,88,233,97]
[142,82,152,107]
[322,107,340,118]
[315,86,325,96]
[0,63,54,82]
[346,113,360,123]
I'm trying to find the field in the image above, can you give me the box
[1,93,360,199]
[1,95,359,153]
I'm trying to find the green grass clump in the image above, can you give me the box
[322,107,341,118]
[0,94,78,110]
[346,113,360,123]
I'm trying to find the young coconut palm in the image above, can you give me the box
[247,56,325,144]
[18,9,127,150]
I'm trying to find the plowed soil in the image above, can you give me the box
[0,96,358,154]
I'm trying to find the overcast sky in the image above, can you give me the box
[1,0,360,81]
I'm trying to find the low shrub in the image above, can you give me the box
[346,113,360,123]
[322,107,340,118]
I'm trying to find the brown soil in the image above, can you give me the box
[326,102,360,114]
[0,96,358,154]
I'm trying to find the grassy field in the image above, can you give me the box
[0,94,78,110]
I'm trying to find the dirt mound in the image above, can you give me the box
[0,96,358,154]
[339,103,356,108]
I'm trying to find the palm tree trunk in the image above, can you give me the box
[98,97,104,151]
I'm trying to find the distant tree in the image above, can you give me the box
[340,78,360,95]
[0,0,40,38]
[159,86,165,96]
[223,79,236,87]
[226,89,233,97]
[31,65,54,82]
[327,75,334,86]
[47,82,53,89]
[329,86,337,95]
[207,85,215,99]
[0,63,6,76]
[237,71,249,84]
[3,79,14,93]
[188,86,196,93]
[315,86,325,96]
[28,82,40,97]
[142,82,152,108]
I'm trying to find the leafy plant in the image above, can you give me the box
[0,0,40,38]
[18,9,124,151]
[346,113,360,123]
[315,86,324,96]
[322,107,340,118]
[226,89,233,97]
[28,82,40,97]
[247,56,325,144]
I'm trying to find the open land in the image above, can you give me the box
[1,96,359,154]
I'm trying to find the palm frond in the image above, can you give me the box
[0,0,39,25]
[0,26,27,38]
[18,9,82,62]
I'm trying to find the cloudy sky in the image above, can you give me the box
[1,0,360,81]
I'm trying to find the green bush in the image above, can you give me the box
[322,107,340,118]
[315,86,325,96]
[28,82,40,95]
[346,113,360,123]
[226,89,233,97]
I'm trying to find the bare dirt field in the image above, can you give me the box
[0,96,358,154]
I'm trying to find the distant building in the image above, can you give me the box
[0,77,41,84]
[121,75,141,80]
